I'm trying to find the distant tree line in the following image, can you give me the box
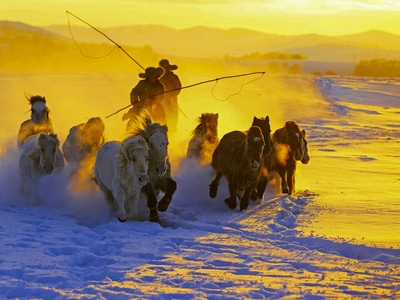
[241,51,307,60]
[355,59,400,77]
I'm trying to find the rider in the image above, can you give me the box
[158,59,182,132]
[128,67,166,124]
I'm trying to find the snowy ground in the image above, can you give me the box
[0,73,399,299]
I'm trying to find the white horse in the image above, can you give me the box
[94,135,149,222]
[17,95,55,149]
[18,133,65,201]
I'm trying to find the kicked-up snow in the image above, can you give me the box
[0,73,399,299]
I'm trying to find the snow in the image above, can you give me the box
[1,73,400,299]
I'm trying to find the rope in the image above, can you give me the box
[105,72,265,119]
[66,10,145,70]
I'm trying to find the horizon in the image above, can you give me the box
[1,1,400,36]
[2,19,399,38]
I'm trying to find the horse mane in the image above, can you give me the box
[37,133,59,148]
[273,121,301,144]
[27,95,46,105]
[191,113,218,137]
[83,117,105,131]
[127,110,168,141]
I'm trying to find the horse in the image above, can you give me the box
[209,126,265,211]
[62,117,106,186]
[270,121,310,194]
[17,95,55,149]
[250,115,274,201]
[18,133,64,201]
[94,135,149,222]
[186,113,219,164]
[127,109,176,223]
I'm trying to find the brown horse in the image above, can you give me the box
[209,126,265,211]
[270,121,310,194]
[17,95,55,149]
[186,113,219,164]
[250,115,274,200]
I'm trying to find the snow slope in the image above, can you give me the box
[0,73,399,299]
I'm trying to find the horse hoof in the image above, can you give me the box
[282,188,289,194]
[150,215,161,223]
[209,184,217,198]
[158,197,171,212]
[150,208,161,223]
[224,198,237,210]
[250,191,258,201]
[240,204,249,211]
[118,216,127,222]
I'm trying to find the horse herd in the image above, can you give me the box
[16,95,310,223]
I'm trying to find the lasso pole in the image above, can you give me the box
[105,71,265,119]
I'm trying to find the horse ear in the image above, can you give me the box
[266,116,269,121]
[302,129,306,136]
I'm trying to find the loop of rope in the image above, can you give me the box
[66,10,145,69]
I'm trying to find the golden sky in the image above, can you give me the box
[1,0,400,36]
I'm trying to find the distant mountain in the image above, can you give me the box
[43,23,400,62]
[2,20,400,74]
[0,20,66,39]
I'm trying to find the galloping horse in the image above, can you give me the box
[209,126,265,211]
[127,109,176,223]
[18,133,64,202]
[186,113,219,164]
[94,135,149,222]
[17,95,54,149]
[270,121,310,194]
[250,115,274,200]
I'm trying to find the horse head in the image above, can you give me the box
[300,129,310,164]
[120,136,149,185]
[28,95,50,124]
[252,115,273,155]
[246,126,265,170]
[285,121,307,161]
[147,124,169,176]
[27,133,60,175]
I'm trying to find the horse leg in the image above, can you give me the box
[142,182,160,223]
[277,165,289,194]
[224,179,238,210]
[287,161,296,195]
[158,178,177,212]
[209,171,222,198]
[240,183,258,211]
[251,177,268,201]
[114,190,128,222]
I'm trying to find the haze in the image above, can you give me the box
[2,0,400,35]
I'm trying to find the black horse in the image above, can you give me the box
[250,116,274,201]
[209,126,265,211]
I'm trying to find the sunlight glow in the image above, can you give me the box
[1,0,400,35]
